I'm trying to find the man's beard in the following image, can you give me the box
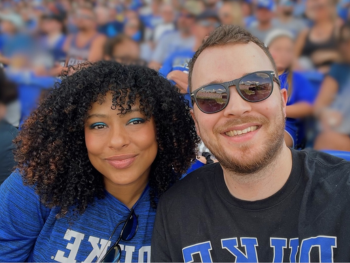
[199,107,285,175]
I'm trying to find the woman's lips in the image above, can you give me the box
[105,154,138,169]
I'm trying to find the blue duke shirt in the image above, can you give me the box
[0,172,156,262]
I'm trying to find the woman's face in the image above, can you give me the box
[268,36,294,73]
[306,0,333,21]
[84,92,158,188]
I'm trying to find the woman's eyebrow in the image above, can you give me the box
[86,114,107,119]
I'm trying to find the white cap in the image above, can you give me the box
[0,13,24,29]
[264,29,294,48]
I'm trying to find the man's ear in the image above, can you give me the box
[280,88,288,118]
[190,108,201,137]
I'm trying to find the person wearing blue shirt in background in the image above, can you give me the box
[0,61,198,262]
[159,10,221,101]
[266,29,316,148]
[0,13,33,66]
[5,66,56,127]
[96,5,124,38]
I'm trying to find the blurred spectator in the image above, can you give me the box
[295,0,340,73]
[6,60,56,126]
[266,29,316,148]
[0,12,32,66]
[124,15,145,42]
[40,13,66,64]
[0,68,18,185]
[103,34,144,65]
[272,0,307,36]
[148,6,196,70]
[153,3,175,43]
[203,0,221,12]
[337,0,350,22]
[314,22,350,151]
[159,10,220,94]
[218,0,244,26]
[63,4,106,66]
[95,5,123,38]
[248,0,275,41]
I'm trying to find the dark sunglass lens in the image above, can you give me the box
[121,211,138,241]
[102,245,121,263]
[195,84,228,113]
[239,73,272,102]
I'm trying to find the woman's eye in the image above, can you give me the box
[128,118,146,125]
[90,123,107,129]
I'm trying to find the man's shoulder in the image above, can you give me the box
[158,163,221,206]
[296,148,350,184]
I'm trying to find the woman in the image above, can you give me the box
[266,29,316,148]
[313,22,350,151]
[0,61,199,262]
[295,0,340,73]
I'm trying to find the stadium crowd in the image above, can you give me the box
[1,0,350,262]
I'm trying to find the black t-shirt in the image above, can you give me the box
[0,120,17,185]
[151,149,350,262]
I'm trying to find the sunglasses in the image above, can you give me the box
[191,71,280,114]
[98,209,138,263]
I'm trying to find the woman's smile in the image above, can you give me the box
[105,154,139,169]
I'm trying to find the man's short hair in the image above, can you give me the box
[188,25,278,91]
[103,34,138,57]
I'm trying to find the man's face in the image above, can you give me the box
[177,11,195,33]
[75,8,96,30]
[256,7,273,23]
[192,18,219,40]
[191,42,288,174]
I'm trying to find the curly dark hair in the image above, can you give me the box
[14,61,199,218]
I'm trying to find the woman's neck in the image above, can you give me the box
[104,170,150,209]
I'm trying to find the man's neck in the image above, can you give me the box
[258,21,272,31]
[222,145,292,201]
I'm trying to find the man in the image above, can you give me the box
[272,0,307,36]
[151,25,350,262]
[159,10,220,94]
[64,4,106,66]
[148,7,196,70]
[248,0,275,41]
[153,3,176,43]
[0,12,30,66]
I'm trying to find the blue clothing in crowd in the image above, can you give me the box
[0,172,155,262]
[159,49,195,108]
[328,63,350,92]
[98,22,124,38]
[6,71,56,126]
[279,71,316,148]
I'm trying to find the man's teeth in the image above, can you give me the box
[225,126,258,137]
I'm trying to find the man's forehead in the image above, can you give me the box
[192,42,275,89]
